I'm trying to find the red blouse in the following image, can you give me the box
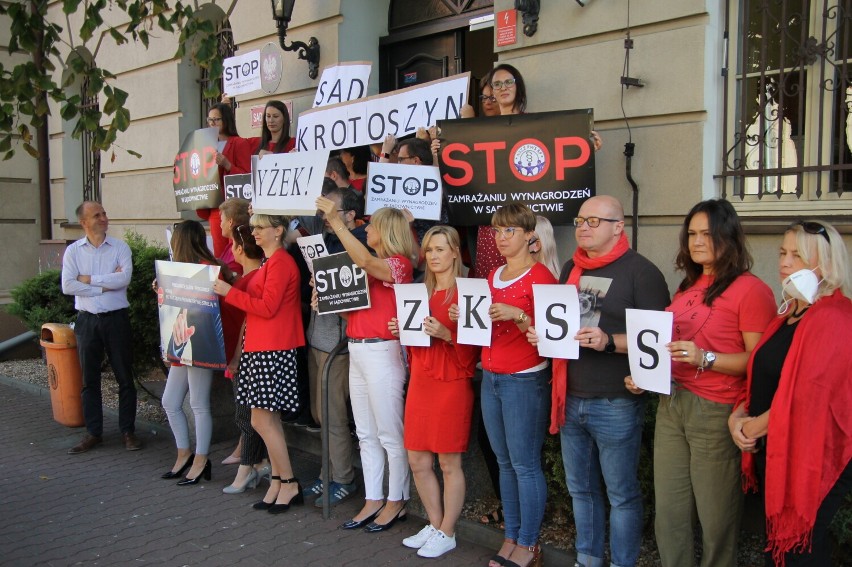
[347,255,413,340]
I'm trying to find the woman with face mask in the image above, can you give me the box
[729,220,852,566]
[625,199,777,567]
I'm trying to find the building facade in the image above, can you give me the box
[2,0,850,298]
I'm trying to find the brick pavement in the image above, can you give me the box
[0,379,500,567]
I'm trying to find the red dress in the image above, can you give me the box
[403,288,480,453]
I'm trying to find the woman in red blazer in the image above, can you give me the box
[213,213,306,514]
[198,103,252,257]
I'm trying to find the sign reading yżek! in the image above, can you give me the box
[313,251,371,315]
[173,127,221,212]
[437,109,596,226]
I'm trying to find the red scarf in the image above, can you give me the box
[549,232,630,433]
[739,290,852,566]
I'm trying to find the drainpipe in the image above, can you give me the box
[0,331,37,356]
[33,0,51,240]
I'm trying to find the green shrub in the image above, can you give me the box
[6,270,76,333]
[124,230,170,377]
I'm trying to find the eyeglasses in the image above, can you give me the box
[319,209,346,217]
[398,155,417,163]
[250,224,272,231]
[491,227,521,239]
[491,78,516,90]
[573,216,621,228]
[207,117,222,124]
[479,94,497,103]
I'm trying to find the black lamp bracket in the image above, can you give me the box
[277,22,320,79]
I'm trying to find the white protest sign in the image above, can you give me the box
[223,50,261,97]
[296,73,470,151]
[455,277,492,346]
[626,309,673,395]
[533,284,581,359]
[297,234,328,274]
[365,162,442,220]
[251,150,330,215]
[313,62,372,108]
[313,252,370,314]
[394,283,430,347]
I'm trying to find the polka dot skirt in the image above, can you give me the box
[237,349,300,412]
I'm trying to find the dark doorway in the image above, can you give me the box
[379,2,496,106]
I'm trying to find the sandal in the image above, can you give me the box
[480,505,504,527]
[504,543,542,567]
[488,537,516,567]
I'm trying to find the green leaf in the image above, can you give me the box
[23,142,39,158]
[109,27,128,45]
[127,149,142,158]
[115,107,130,131]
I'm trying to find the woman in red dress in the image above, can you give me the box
[390,226,479,558]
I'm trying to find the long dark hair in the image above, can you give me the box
[210,103,239,137]
[341,145,371,175]
[676,199,752,305]
[232,224,264,260]
[256,100,291,154]
[171,220,236,283]
[487,63,527,113]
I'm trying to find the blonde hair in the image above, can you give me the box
[422,225,463,303]
[533,215,560,278]
[368,207,415,261]
[786,221,851,299]
[250,213,290,247]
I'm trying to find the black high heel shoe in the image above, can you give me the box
[176,459,211,486]
[161,457,192,479]
[363,503,408,533]
[253,476,280,510]
[340,505,384,530]
[268,478,304,514]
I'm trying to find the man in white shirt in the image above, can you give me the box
[62,201,141,454]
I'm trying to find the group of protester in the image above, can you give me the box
[60,62,851,567]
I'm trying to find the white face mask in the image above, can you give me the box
[777,268,822,314]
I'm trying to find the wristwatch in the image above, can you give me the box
[701,350,717,370]
[604,333,616,353]
[515,311,529,325]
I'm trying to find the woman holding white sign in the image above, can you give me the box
[451,203,556,567]
[729,221,851,566]
[253,100,295,155]
[213,214,305,514]
[388,226,479,558]
[316,197,415,533]
[625,200,775,567]
[160,221,236,485]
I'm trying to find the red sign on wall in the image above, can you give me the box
[496,9,517,47]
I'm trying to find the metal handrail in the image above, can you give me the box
[318,338,349,520]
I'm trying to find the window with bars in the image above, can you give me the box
[81,75,101,203]
[720,0,852,205]
[200,20,236,124]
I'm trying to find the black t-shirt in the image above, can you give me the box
[749,319,799,416]
[559,249,670,398]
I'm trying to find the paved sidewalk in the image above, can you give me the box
[0,378,496,566]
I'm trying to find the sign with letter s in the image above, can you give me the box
[533,284,581,359]
[626,309,672,395]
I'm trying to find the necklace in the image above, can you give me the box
[502,260,533,281]
[791,303,810,318]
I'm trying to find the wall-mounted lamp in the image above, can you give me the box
[270,0,321,80]
[514,0,540,37]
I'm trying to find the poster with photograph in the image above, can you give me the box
[155,260,225,370]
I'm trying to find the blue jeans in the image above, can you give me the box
[561,395,645,567]
[481,368,550,547]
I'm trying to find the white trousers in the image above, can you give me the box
[348,340,410,501]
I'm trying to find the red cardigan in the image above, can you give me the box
[223,248,305,352]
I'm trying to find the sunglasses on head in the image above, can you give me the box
[793,221,830,242]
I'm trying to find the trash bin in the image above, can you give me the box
[40,323,85,427]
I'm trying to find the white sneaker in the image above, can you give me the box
[402,524,437,549]
[417,530,456,558]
